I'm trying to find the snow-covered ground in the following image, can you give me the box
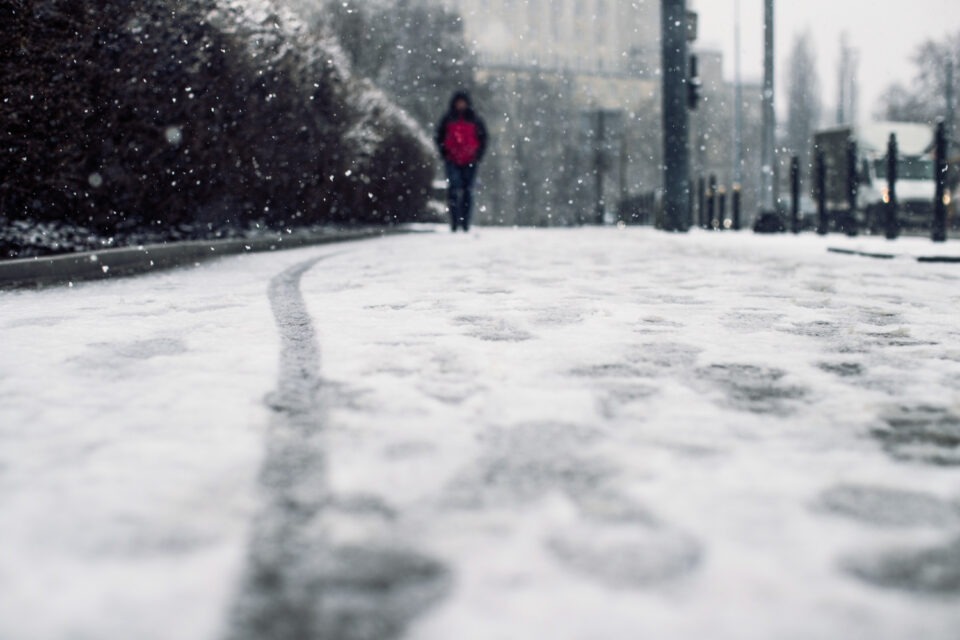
[1,227,959,639]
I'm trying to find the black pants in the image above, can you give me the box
[445,161,478,231]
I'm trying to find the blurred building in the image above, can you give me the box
[447,0,661,82]
[437,0,762,227]
[439,0,665,225]
[691,49,764,223]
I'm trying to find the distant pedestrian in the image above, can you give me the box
[436,91,487,232]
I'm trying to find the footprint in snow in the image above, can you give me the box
[453,315,533,342]
[843,536,960,595]
[817,484,960,528]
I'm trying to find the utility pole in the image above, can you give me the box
[660,0,690,232]
[761,0,775,211]
[756,0,781,231]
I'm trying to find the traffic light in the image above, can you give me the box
[688,54,702,110]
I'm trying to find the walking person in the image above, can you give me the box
[436,91,487,232]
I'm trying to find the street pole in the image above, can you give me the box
[660,0,690,232]
[754,0,781,232]
[760,0,776,214]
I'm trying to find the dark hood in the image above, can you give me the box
[449,90,473,114]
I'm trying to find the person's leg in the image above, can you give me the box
[461,186,472,232]
[457,185,468,230]
[445,162,460,231]
[452,165,472,230]
[462,164,478,232]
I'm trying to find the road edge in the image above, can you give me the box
[0,227,429,290]
[828,247,960,263]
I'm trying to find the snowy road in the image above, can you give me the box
[2,228,960,639]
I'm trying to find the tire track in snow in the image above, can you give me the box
[226,255,449,640]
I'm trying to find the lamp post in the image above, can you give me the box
[761,0,775,211]
[755,0,783,232]
[660,0,691,232]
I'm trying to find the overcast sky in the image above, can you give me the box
[690,0,956,123]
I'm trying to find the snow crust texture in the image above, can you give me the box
[1,228,959,639]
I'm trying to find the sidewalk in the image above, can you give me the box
[1,228,958,640]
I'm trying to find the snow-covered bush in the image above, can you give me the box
[312,0,480,133]
[0,0,434,244]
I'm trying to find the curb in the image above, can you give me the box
[828,247,960,263]
[917,255,960,263]
[827,248,896,260]
[0,227,424,290]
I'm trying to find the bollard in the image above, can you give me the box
[707,174,717,229]
[885,133,900,240]
[844,138,859,236]
[732,184,742,231]
[816,150,828,235]
[718,186,728,230]
[688,180,696,229]
[698,176,706,229]
[790,156,801,234]
[933,120,948,243]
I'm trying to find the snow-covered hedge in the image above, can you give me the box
[0,0,435,239]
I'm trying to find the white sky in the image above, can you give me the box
[691,0,956,123]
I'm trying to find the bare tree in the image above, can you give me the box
[876,83,932,123]
[876,30,960,129]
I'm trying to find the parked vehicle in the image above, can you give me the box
[813,121,936,233]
